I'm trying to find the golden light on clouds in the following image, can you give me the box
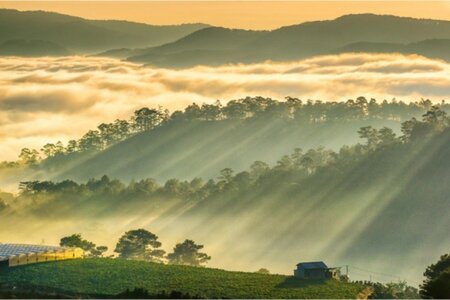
[0,53,449,161]
[0,1,450,29]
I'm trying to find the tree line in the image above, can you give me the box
[59,229,211,267]
[2,97,447,168]
[8,105,448,211]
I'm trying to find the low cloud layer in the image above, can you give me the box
[0,53,449,161]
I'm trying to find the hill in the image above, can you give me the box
[128,27,265,66]
[0,259,365,298]
[0,9,209,54]
[128,14,450,67]
[0,39,69,56]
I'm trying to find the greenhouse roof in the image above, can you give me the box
[0,243,65,261]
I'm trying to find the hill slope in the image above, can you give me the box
[0,9,209,54]
[0,259,365,298]
[45,117,404,183]
[129,14,450,66]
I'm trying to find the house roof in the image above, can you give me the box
[0,243,66,262]
[296,261,328,269]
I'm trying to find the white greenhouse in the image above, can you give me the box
[0,243,84,268]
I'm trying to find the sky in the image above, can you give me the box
[0,1,450,29]
[1,53,449,161]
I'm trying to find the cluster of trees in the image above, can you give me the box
[363,252,450,299]
[363,281,419,299]
[17,175,211,203]
[60,229,211,267]
[9,106,448,213]
[2,97,447,167]
[7,107,168,166]
[420,253,450,299]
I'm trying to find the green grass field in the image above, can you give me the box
[0,259,365,298]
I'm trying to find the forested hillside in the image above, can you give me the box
[1,105,448,282]
[0,97,442,183]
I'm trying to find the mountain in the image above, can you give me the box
[0,39,69,56]
[127,27,264,66]
[128,14,450,67]
[0,9,209,54]
[242,14,450,60]
[2,11,449,63]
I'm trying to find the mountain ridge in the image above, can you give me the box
[0,9,210,53]
[127,13,450,67]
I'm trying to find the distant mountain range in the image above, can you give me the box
[0,9,208,54]
[1,10,450,64]
[126,14,450,67]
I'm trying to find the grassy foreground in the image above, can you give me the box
[0,258,365,298]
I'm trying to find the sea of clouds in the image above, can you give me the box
[1,53,449,160]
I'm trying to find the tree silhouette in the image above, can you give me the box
[167,239,211,266]
[420,253,450,299]
[115,229,165,262]
[18,148,40,165]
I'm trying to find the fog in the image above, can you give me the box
[1,53,449,160]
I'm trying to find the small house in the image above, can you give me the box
[294,261,339,279]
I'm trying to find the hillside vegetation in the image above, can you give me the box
[1,97,441,183]
[0,259,365,299]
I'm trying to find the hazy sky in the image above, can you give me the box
[1,1,450,29]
